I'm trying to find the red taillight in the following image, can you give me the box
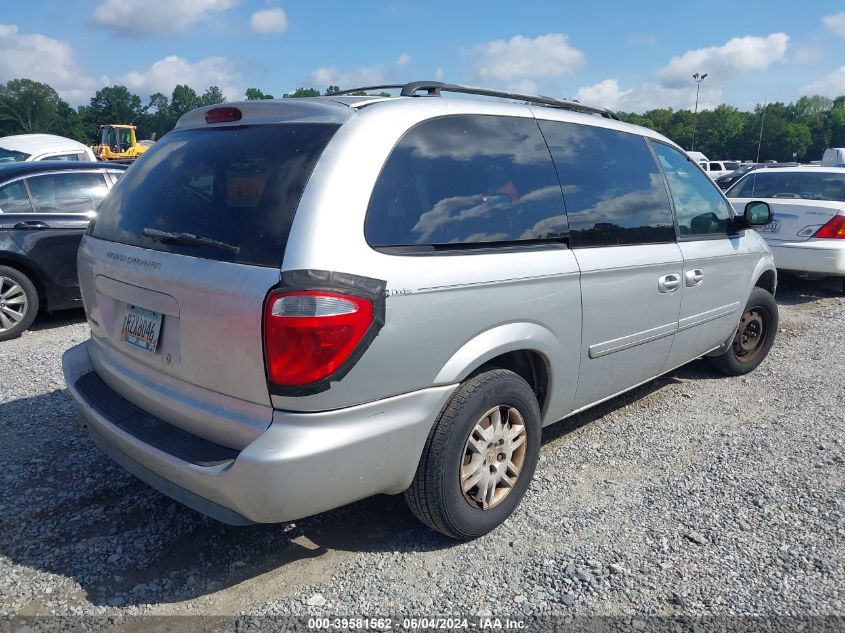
[263,290,374,386]
[814,214,845,239]
[205,106,242,124]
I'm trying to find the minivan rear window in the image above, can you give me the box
[91,124,339,267]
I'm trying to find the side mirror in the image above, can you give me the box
[744,201,773,226]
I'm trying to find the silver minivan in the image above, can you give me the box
[63,82,779,539]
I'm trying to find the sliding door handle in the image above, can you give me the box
[658,273,681,293]
[685,269,704,287]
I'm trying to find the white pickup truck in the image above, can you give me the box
[700,160,741,180]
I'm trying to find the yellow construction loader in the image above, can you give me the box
[92,124,152,161]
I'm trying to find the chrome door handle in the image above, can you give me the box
[658,273,681,293]
[685,269,704,287]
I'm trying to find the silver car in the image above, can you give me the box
[62,81,779,540]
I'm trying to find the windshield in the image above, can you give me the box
[723,162,740,171]
[90,123,340,267]
[0,148,31,163]
[727,171,845,201]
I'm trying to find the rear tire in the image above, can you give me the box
[405,369,541,540]
[0,266,39,341]
[708,287,777,376]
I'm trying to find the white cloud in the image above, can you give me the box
[395,53,411,66]
[120,55,242,101]
[803,66,845,97]
[823,11,845,36]
[577,33,786,113]
[434,68,444,81]
[0,24,99,105]
[308,65,385,90]
[92,0,238,36]
[506,79,539,95]
[575,78,722,113]
[250,7,288,34]
[470,33,584,83]
[657,33,789,88]
[574,79,633,111]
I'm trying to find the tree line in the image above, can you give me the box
[1,77,844,162]
[619,95,845,163]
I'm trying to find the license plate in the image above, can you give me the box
[120,305,163,353]
[758,220,780,234]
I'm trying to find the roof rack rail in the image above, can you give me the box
[331,81,620,120]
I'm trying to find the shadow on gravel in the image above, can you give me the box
[0,388,452,610]
[1,355,718,610]
[775,274,844,306]
[29,308,86,332]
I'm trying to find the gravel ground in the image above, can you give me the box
[0,276,843,627]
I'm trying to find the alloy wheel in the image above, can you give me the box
[0,276,28,333]
[460,405,527,510]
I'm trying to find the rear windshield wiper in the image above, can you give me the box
[142,228,240,254]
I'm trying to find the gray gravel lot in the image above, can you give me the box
[0,277,843,624]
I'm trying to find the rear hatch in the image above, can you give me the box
[79,112,342,448]
[728,170,845,242]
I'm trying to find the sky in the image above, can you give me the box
[2,0,845,113]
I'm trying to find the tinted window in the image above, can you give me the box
[48,153,82,162]
[0,181,34,213]
[710,162,721,171]
[92,124,339,267]
[27,172,108,214]
[724,162,740,171]
[538,121,675,247]
[0,148,30,163]
[365,115,565,247]
[652,142,731,237]
[727,171,845,202]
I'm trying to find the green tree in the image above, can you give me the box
[200,85,225,106]
[80,85,144,141]
[51,99,86,141]
[282,87,320,98]
[246,87,274,100]
[324,85,341,95]
[137,92,172,141]
[170,84,201,118]
[0,78,63,133]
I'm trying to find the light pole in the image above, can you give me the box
[691,72,708,151]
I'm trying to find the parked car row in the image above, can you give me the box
[725,166,845,289]
[0,134,98,163]
[0,161,126,340]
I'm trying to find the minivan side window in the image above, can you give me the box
[26,172,109,214]
[0,181,34,214]
[652,142,732,237]
[365,115,567,248]
[537,120,675,247]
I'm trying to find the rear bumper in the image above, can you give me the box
[767,240,845,276]
[63,341,456,524]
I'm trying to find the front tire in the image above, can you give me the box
[405,369,541,540]
[0,266,39,342]
[708,287,778,376]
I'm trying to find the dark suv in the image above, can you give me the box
[0,161,126,340]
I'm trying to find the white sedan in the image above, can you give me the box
[726,167,845,289]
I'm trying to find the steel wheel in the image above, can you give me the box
[460,405,527,510]
[732,306,769,364]
[0,275,28,333]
